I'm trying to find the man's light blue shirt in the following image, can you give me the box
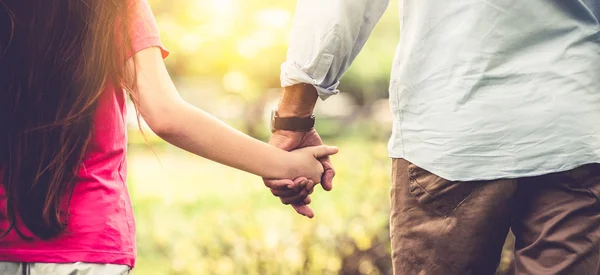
[281,0,600,181]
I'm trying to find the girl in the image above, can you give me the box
[0,0,335,274]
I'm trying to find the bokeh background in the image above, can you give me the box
[128,0,514,274]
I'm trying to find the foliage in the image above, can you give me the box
[129,137,514,274]
[130,138,391,274]
[147,0,399,105]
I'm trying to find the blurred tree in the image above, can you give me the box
[146,0,399,135]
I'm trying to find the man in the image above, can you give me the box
[264,0,600,274]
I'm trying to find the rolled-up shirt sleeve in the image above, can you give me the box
[281,0,390,100]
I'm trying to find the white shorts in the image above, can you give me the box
[0,262,131,275]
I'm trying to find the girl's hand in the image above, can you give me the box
[263,129,336,218]
[287,145,339,183]
[263,145,338,218]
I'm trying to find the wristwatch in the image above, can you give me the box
[270,110,315,133]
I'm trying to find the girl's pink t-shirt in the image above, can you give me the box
[0,0,168,267]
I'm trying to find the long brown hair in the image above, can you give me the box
[0,0,137,239]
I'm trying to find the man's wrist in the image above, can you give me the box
[277,84,318,117]
[271,110,315,132]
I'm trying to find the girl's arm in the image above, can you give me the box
[127,47,336,182]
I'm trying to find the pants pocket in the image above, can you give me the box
[569,163,600,208]
[406,161,481,217]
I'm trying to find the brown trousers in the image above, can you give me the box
[390,159,600,275]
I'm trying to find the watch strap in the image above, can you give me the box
[271,111,315,132]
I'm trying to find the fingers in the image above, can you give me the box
[303,195,312,205]
[271,188,300,197]
[266,177,315,210]
[319,157,335,191]
[321,169,335,191]
[293,177,309,186]
[291,204,314,218]
[285,194,312,206]
[271,179,316,197]
[263,178,295,190]
[279,187,311,205]
[263,177,308,191]
[308,145,339,159]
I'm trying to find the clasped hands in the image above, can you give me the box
[262,129,335,218]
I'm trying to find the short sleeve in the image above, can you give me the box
[130,0,169,59]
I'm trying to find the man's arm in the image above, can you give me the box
[264,0,390,218]
[277,84,318,117]
[281,0,391,100]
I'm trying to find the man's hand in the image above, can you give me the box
[270,129,335,190]
[263,84,335,218]
[263,129,336,218]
